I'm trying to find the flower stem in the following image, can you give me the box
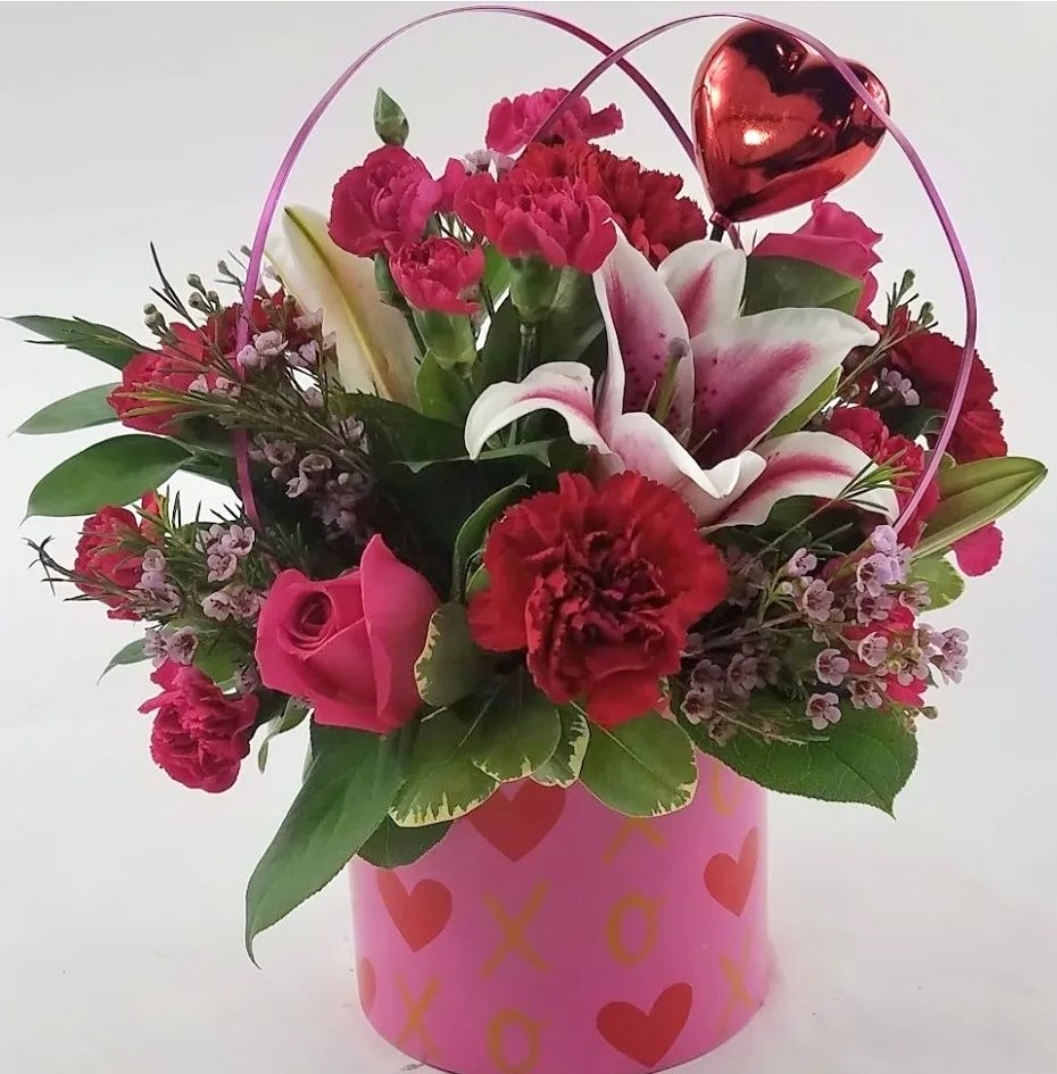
[508,323,540,445]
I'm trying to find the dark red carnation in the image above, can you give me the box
[107,324,217,434]
[455,168,615,274]
[825,405,889,457]
[468,472,728,727]
[389,237,486,315]
[329,146,463,258]
[74,495,160,620]
[139,660,258,793]
[887,315,1007,463]
[514,142,707,265]
[204,289,310,358]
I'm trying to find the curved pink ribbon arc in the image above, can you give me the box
[237,5,976,540]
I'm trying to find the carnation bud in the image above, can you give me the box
[509,257,561,325]
[373,88,409,147]
[373,254,407,311]
[413,310,476,369]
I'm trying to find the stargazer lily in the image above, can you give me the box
[267,206,418,405]
[465,234,899,528]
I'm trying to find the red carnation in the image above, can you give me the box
[887,315,1007,463]
[456,168,616,274]
[468,472,728,727]
[329,145,463,258]
[389,237,486,315]
[514,142,707,265]
[140,660,258,793]
[485,87,623,156]
[74,496,160,620]
[108,324,216,434]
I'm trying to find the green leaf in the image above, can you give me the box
[742,256,863,316]
[686,708,918,814]
[483,244,512,300]
[909,554,965,611]
[769,370,840,438]
[389,706,497,826]
[373,88,409,146]
[16,383,120,435]
[467,671,562,782]
[26,435,191,518]
[533,705,590,788]
[883,405,942,441]
[451,479,528,598]
[8,315,144,370]
[341,394,465,464]
[257,698,311,773]
[579,711,698,817]
[475,298,521,392]
[245,725,406,955]
[415,353,473,425]
[414,602,493,707]
[99,637,148,680]
[916,456,1047,560]
[191,632,247,684]
[358,815,451,868]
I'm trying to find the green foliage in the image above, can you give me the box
[475,298,521,392]
[883,404,941,441]
[769,370,840,438]
[17,384,120,435]
[451,479,528,598]
[26,435,191,518]
[192,632,248,685]
[256,698,311,773]
[358,815,451,868]
[909,554,965,611]
[532,705,590,788]
[916,456,1047,560]
[415,353,473,425]
[414,602,494,707]
[342,394,465,464]
[99,638,149,680]
[373,88,409,146]
[389,707,497,826]
[742,256,863,316]
[8,315,145,370]
[244,725,407,956]
[579,711,698,817]
[483,245,512,301]
[466,671,562,783]
[686,708,918,814]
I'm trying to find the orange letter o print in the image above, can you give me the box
[605,892,660,965]
[486,1009,544,1074]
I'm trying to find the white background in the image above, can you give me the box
[2,3,1056,1072]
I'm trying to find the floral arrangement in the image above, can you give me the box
[16,83,1044,953]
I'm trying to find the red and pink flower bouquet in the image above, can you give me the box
[14,12,1046,1074]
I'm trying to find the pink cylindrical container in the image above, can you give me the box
[349,756,768,1074]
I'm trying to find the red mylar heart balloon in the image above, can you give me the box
[692,24,890,222]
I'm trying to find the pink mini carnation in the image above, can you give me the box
[329,146,464,258]
[389,237,486,315]
[455,169,615,274]
[485,87,623,156]
[139,661,258,793]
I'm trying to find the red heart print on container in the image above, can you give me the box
[597,982,694,1066]
[377,871,452,952]
[704,827,759,916]
[468,782,566,861]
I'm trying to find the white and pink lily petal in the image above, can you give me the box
[463,363,896,527]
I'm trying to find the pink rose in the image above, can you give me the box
[485,87,623,156]
[329,146,464,258]
[140,661,258,793]
[389,237,486,315]
[753,198,882,316]
[455,169,615,274]
[254,535,440,733]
